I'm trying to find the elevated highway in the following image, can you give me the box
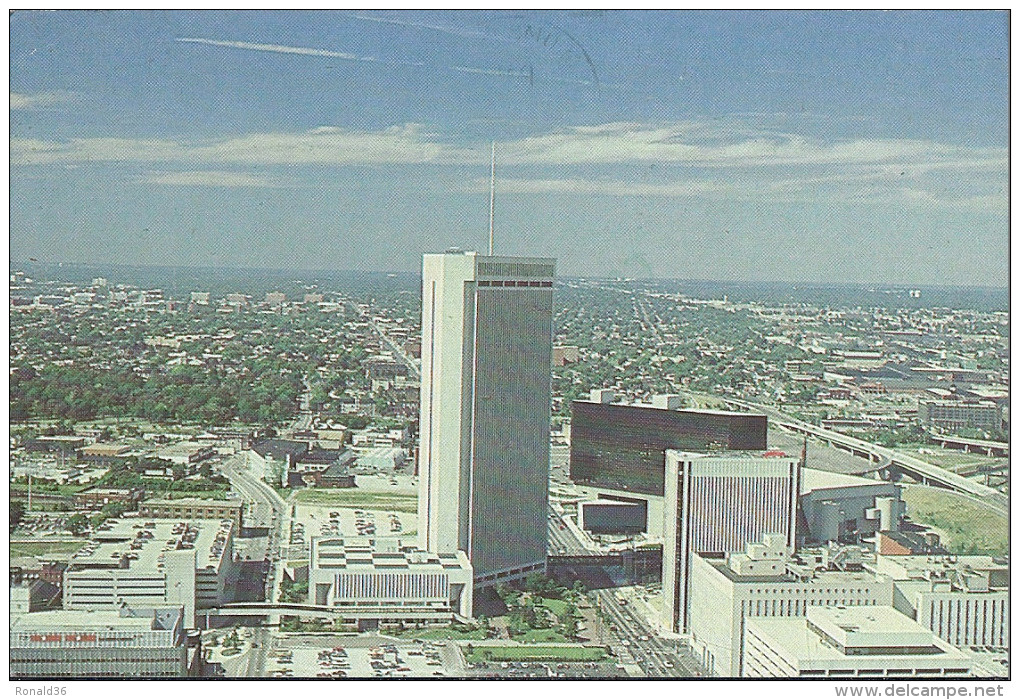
[723,399,1008,516]
[929,433,1008,457]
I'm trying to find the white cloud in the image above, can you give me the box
[11,124,475,167]
[467,173,1006,213]
[484,177,740,198]
[497,122,1005,171]
[10,118,1005,211]
[10,91,75,110]
[139,170,292,188]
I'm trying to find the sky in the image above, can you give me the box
[9,10,1009,285]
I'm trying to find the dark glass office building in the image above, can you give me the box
[569,401,768,495]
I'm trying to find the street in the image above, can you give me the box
[217,452,288,677]
[596,591,702,678]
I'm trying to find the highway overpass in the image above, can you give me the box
[929,433,1009,457]
[723,398,1008,516]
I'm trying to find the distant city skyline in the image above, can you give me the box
[10,10,1008,285]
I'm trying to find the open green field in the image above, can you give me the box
[902,485,1008,556]
[11,540,86,559]
[463,645,607,663]
[293,489,417,513]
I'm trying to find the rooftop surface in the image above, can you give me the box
[703,552,881,585]
[311,536,469,572]
[70,518,232,572]
[143,497,242,508]
[10,606,182,632]
[748,606,969,663]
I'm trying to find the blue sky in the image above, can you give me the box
[10,10,1008,284]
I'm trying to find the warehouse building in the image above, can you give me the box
[139,498,243,530]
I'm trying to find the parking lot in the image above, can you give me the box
[13,513,74,538]
[288,504,418,550]
[267,635,458,678]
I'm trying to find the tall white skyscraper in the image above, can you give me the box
[662,450,801,633]
[418,251,556,585]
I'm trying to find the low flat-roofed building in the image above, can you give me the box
[10,606,188,679]
[80,443,132,463]
[156,441,216,468]
[743,606,972,678]
[877,530,948,556]
[552,345,580,367]
[355,446,407,472]
[64,518,235,628]
[309,536,472,623]
[140,498,243,530]
[578,498,647,535]
[25,435,86,454]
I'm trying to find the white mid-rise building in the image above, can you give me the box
[874,554,1009,650]
[687,538,895,677]
[662,450,801,633]
[308,537,472,623]
[63,518,235,628]
[743,606,972,678]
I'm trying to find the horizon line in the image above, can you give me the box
[8,260,1009,293]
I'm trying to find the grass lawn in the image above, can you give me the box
[535,596,571,617]
[293,489,417,512]
[464,645,606,663]
[10,540,87,559]
[902,485,1008,556]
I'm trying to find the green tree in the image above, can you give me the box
[67,514,90,536]
[562,615,578,639]
[10,500,26,530]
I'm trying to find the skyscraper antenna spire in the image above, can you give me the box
[488,141,496,256]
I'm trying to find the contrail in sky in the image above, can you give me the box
[178,36,598,88]
[176,37,424,67]
[451,66,530,78]
[348,13,504,42]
